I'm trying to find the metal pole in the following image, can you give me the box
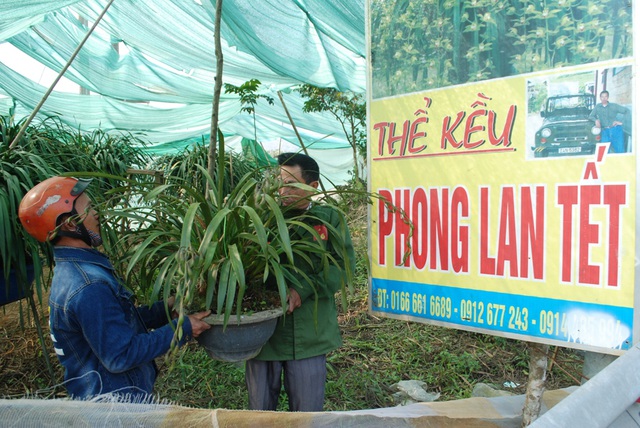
[9,0,117,149]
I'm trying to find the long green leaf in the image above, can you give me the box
[216,260,231,315]
[180,202,201,249]
[239,205,268,252]
[228,244,246,313]
[264,194,293,263]
[204,263,219,310]
[224,269,238,327]
[197,207,231,254]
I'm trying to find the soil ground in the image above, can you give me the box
[0,294,65,399]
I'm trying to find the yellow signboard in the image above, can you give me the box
[369,62,635,354]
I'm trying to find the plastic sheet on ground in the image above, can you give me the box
[0,387,576,427]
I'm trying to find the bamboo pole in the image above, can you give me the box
[9,0,117,149]
[208,0,224,200]
[276,90,327,193]
[277,91,309,156]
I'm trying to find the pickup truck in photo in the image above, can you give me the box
[532,94,599,158]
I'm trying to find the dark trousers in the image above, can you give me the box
[245,355,327,411]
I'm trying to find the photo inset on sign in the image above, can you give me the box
[526,65,633,160]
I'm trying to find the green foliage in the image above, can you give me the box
[224,79,274,143]
[527,81,549,114]
[104,164,355,334]
[0,116,56,298]
[223,79,274,116]
[371,0,633,97]
[0,114,151,308]
[150,141,260,197]
[297,84,366,185]
[27,117,151,205]
[28,118,150,176]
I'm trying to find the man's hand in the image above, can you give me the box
[187,310,212,338]
[287,288,301,314]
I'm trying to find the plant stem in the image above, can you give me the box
[208,0,224,198]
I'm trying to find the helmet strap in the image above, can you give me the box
[54,208,93,247]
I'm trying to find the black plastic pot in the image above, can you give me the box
[196,308,282,362]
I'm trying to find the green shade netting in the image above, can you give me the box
[0,0,365,184]
[240,138,277,167]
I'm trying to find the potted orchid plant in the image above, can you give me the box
[103,157,354,362]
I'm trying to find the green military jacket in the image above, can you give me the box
[255,203,356,361]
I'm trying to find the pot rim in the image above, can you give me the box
[202,307,283,326]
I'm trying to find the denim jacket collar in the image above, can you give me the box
[54,246,115,271]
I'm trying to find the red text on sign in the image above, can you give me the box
[479,185,545,280]
[557,183,626,287]
[377,186,470,273]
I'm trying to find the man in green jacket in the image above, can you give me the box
[245,152,356,411]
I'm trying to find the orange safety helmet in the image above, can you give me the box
[19,176,92,243]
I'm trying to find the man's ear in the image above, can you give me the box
[58,215,77,231]
[309,180,319,189]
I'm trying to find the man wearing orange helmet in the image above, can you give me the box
[19,176,211,400]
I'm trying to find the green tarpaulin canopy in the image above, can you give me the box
[0,0,365,185]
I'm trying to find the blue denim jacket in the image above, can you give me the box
[49,246,192,400]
